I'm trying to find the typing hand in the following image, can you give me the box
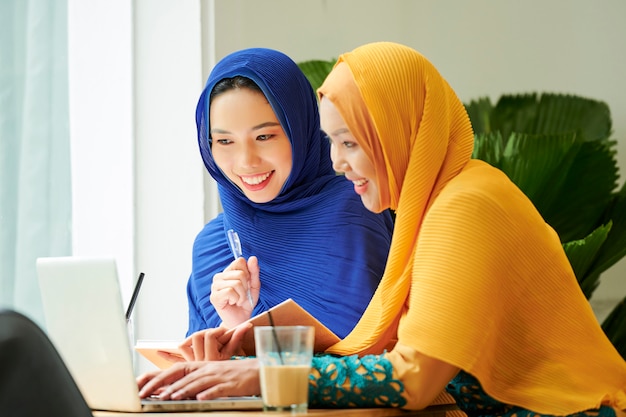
[210,256,260,328]
[178,323,251,361]
[137,358,261,400]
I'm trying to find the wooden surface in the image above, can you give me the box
[93,403,459,416]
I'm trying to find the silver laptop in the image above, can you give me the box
[36,256,263,412]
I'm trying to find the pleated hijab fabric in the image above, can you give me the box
[187,48,393,339]
[318,42,626,414]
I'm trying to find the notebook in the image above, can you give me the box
[36,256,263,412]
[136,297,341,369]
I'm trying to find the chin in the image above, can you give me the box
[245,191,280,204]
[248,196,273,204]
[361,198,382,213]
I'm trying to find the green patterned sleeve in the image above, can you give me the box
[308,353,407,408]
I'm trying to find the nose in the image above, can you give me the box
[331,146,349,173]
[239,142,261,168]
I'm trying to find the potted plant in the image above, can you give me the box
[299,59,626,359]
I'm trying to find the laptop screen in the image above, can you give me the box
[36,256,263,412]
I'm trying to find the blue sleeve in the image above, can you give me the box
[186,273,209,336]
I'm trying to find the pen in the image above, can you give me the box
[226,229,254,308]
[125,272,145,322]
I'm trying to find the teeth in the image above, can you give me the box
[241,172,271,185]
[353,179,368,186]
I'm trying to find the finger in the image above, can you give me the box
[231,263,253,307]
[210,272,243,296]
[216,322,250,345]
[189,328,228,361]
[191,331,206,361]
[137,364,189,398]
[210,287,240,311]
[211,269,247,291]
[201,327,229,361]
[223,257,248,272]
[219,322,252,358]
[163,363,220,400]
[247,256,261,302]
[136,369,161,390]
[193,359,261,400]
[195,382,234,401]
[179,335,195,361]
[211,273,250,308]
[203,330,223,361]
[169,374,216,400]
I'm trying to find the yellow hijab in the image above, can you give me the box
[318,42,626,414]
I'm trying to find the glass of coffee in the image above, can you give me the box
[254,326,314,413]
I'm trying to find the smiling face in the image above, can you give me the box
[209,87,292,203]
[319,97,382,213]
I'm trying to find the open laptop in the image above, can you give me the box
[36,256,263,412]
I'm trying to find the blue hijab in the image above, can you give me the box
[186,48,393,338]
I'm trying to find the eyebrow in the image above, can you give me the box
[210,121,281,135]
[330,127,351,136]
[252,122,281,130]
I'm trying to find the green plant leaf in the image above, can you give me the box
[465,97,494,134]
[562,222,611,297]
[499,131,580,209]
[471,93,613,142]
[530,93,612,142]
[587,181,626,278]
[471,132,504,165]
[547,139,619,242]
[297,59,336,93]
[488,93,540,141]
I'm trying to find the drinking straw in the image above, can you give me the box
[267,310,284,365]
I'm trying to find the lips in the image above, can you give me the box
[239,171,274,191]
[345,175,369,196]
[346,176,368,187]
[241,171,272,185]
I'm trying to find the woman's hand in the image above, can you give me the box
[210,256,261,328]
[137,358,261,400]
[178,323,251,361]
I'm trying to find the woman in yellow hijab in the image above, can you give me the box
[317,41,626,416]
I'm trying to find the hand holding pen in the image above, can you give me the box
[227,229,255,308]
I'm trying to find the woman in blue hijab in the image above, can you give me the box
[187,47,393,339]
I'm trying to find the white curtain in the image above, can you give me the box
[0,0,71,327]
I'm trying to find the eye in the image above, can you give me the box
[256,134,274,141]
[342,140,357,149]
[214,138,233,145]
